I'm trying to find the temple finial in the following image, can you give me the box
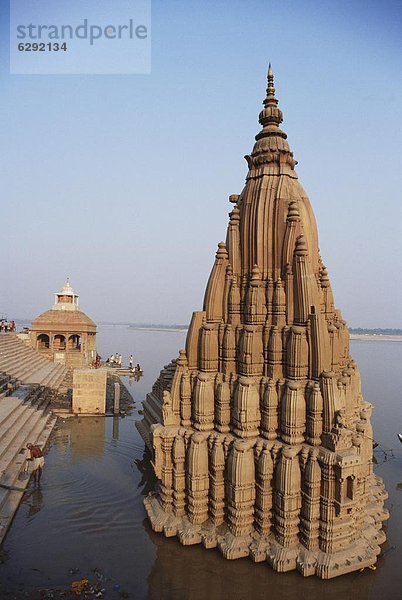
[255,63,284,135]
[61,277,74,294]
[268,63,273,78]
[265,63,276,106]
[250,66,297,169]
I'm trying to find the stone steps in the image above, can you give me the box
[6,355,46,380]
[0,412,55,489]
[0,414,57,545]
[0,381,14,397]
[48,372,65,390]
[0,405,44,472]
[37,364,66,389]
[0,335,66,545]
[0,396,23,427]
[6,384,37,402]
[0,401,33,443]
[0,355,42,379]
[0,354,44,378]
[135,419,151,451]
[0,341,42,361]
[143,392,163,425]
[0,384,57,545]
[0,374,19,402]
[0,334,68,392]
[28,363,58,386]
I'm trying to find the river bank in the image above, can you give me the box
[350,334,402,342]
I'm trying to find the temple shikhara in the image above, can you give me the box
[137,67,388,578]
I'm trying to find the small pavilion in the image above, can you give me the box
[30,279,97,368]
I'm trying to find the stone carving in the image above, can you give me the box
[137,66,388,578]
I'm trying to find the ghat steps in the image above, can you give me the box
[0,375,56,545]
[0,333,68,390]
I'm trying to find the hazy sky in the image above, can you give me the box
[0,0,401,327]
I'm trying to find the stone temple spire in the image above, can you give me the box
[257,63,286,138]
[246,64,297,175]
[137,69,388,579]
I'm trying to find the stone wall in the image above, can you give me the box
[72,369,107,415]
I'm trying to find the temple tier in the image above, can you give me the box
[136,67,388,579]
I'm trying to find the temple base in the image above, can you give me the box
[144,477,389,580]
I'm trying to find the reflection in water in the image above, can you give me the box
[396,482,402,491]
[145,521,373,600]
[70,418,106,459]
[128,372,143,386]
[112,416,120,441]
[134,447,157,497]
[26,489,44,519]
[53,428,71,454]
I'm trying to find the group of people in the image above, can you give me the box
[129,355,142,372]
[108,352,123,366]
[105,353,141,372]
[0,319,16,332]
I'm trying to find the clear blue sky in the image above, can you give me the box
[0,0,401,328]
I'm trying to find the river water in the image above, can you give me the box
[0,326,401,599]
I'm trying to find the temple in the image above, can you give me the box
[30,278,97,368]
[137,67,388,579]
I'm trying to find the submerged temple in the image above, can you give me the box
[137,67,388,578]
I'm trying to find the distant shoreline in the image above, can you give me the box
[16,321,402,341]
[350,334,402,342]
[130,326,187,333]
[128,330,402,342]
[126,326,402,342]
[132,329,402,342]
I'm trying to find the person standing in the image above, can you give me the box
[129,355,133,369]
[26,443,45,485]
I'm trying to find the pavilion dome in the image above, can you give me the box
[31,279,96,333]
[31,308,96,333]
[30,279,97,369]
